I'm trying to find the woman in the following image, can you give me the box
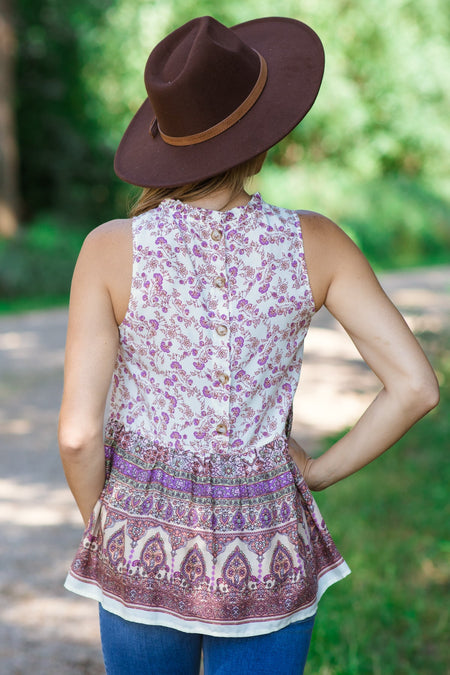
[59,16,439,675]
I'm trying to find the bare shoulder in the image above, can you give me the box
[298,210,360,255]
[83,218,132,251]
[91,217,132,234]
[298,211,368,311]
[75,218,133,325]
[78,218,132,271]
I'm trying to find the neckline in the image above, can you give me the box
[161,192,261,217]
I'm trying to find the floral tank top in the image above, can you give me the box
[65,193,350,637]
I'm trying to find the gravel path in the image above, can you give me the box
[0,266,448,674]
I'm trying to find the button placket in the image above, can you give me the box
[209,219,230,439]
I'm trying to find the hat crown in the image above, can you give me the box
[115,16,325,187]
[145,16,262,138]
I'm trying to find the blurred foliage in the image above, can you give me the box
[255,167,450,268]
[15,0,126,224]
[9,0,450,275]
[0,214,84,307]
[307,329,449,673]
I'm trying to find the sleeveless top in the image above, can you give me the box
[65,193,350,637]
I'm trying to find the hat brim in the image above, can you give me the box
[114,17,324,188]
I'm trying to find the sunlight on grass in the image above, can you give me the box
[305,333,449,674]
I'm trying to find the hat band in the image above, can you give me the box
[153,51,267,147]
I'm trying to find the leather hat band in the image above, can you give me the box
[152,52,268,147]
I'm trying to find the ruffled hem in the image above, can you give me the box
[65,427,350,633]
[65,559,350,637]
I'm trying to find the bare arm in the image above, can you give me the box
[58,219,131,524]
[290,214,439,490]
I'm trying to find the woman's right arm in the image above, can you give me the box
[58,219,131,524]
[298,213,439,491]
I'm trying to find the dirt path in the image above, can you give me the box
[0,266,448,674]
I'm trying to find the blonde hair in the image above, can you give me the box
[129,153,266,217]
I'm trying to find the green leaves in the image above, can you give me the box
[12,0,450,269]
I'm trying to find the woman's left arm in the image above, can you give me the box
[58,225,123,525]
[294,214,440,491]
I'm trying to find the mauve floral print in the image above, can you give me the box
[65,194,350,637]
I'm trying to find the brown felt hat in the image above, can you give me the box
[114,16,325,188]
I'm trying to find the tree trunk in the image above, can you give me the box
[0,0,18,237]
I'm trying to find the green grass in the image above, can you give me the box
[305,335,449,674]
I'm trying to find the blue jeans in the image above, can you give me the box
[99,605,315,674]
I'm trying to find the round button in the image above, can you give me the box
[214,276,225,288]
[215,324,228,336]
[216,423,228,434]
[217,372,229,385]
[211,229,223,241]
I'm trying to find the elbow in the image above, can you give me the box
[405,373,440,417]
[58,420,102,457]
[421,380,440,413]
